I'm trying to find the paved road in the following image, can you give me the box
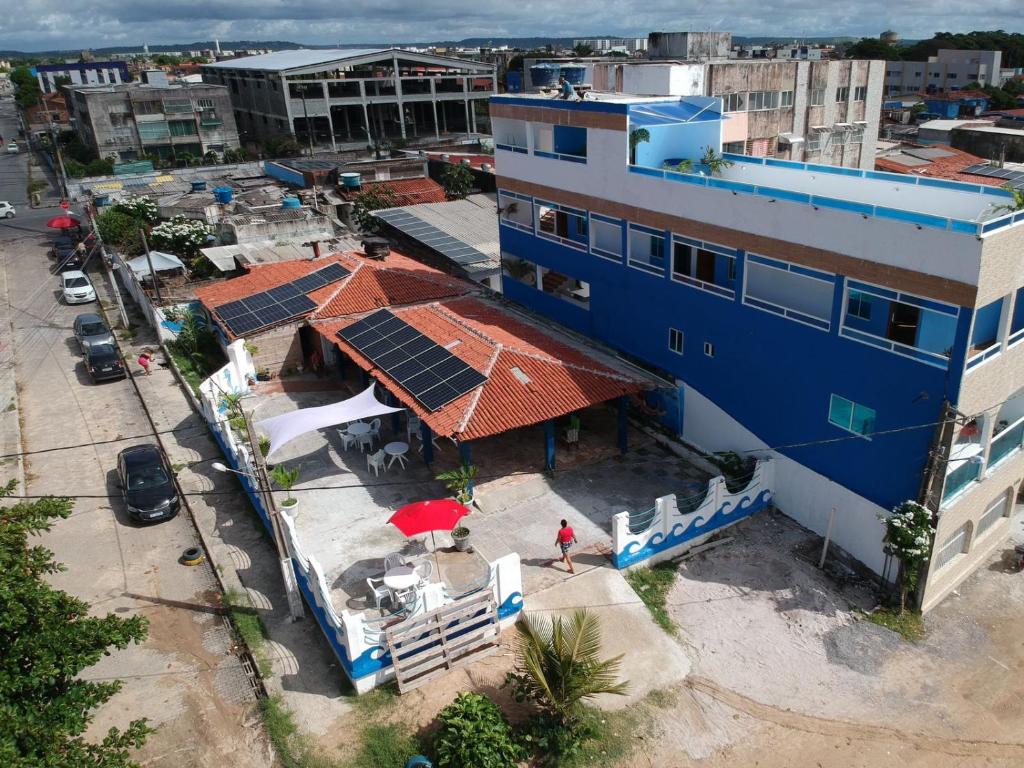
[0,94,271,766]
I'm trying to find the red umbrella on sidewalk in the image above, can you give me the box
[389,499,469,553]
[47,214,80,229]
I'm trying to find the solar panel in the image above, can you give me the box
[336,309,487,411]
[216,300,249,320]
[268,283,303,301]
[290,274,324,293]
[242,293,275,310]
[316,263,351,282]
[280,295,317,316]
[374,208,492,266]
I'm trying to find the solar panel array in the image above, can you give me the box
[338,308,487,411]
[373,208,492,266]
[962,163,1024,189]
[215,262,351,337]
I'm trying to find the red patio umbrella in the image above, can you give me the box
[46,214,80,229]
[388,499,469,537]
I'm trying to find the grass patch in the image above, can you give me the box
[350,684,398,717]
[864,607,925,642]
[224,588,273,677]
[644,686,678,709]
[625,561,678,635]
[166,338,225,394]
[260,695,344,768]
[354,724,420,768]
[550,705,644,768]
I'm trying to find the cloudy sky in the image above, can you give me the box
[2,0,1023,52]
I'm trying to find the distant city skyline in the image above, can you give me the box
[3,0,1023,54]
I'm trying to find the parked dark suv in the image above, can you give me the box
[116,444,180,523]
[84,343,126,382]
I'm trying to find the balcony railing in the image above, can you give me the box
[942,456,981,503]
[989,418,1024,469]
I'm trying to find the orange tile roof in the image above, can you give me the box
[874,145,1006,186]
[314,298,649,440]
[195,250,476,340]
[338,177,447,206]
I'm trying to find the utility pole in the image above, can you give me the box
[242,407,305,621]
[87,207,130,328]
[139,228,162,304]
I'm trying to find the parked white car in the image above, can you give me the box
[61,271,96,304]
[0,201,13,218]
[5,142,18,154]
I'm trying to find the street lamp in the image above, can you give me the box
[212,458,305,621]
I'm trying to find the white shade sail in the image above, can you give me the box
[126,250,186,276]
[257,384,403,460]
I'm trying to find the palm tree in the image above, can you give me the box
[994,184,1024,214]
[505,609,628,728]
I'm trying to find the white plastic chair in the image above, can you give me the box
[369,417,382,443]
[407,414,421,443]
[336,427,357,451]
[357,430,375,453]
[384,552,405,571]
[414,559,433,583]
[366,577,390,611]
[366,449,386,476]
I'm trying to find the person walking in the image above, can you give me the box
[555,519,578,574]
[137,349,154,376]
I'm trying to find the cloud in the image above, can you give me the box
[1,0,1022,52]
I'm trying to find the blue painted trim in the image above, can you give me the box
[498,591,523,619]
[495,143,528,154]
[758,186,812,204]
[491,95,628,114]
[615,489,772,568]
[544,419,556,470]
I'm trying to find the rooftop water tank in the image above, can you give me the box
[191,180,207,192]
[529,63,560,88]
[339,172,361,189]
[213,186,233,204]
[281,196,301,209]
[560,65,586,85]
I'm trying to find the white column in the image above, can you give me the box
[430,79,440,139]
[322,81,336,152]
[393,53,407,140]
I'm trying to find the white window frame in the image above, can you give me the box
[780,90,794,108]
[497,189,534,233]
[668,328,684,355]
[836,86,849,102]
[853,86,867,102]
[742,253,835,331]
[722,92,747,112]
[809,88,825,106]
[703,342,715,358]
[533,199,588,252]
[748,91,780,111]
[589,213,623,262]
[827,394,876,439]
[626,223,667,276]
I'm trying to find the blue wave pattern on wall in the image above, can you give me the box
[615,489,772,568]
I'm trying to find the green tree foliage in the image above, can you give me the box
[433,692,522,768]
[573,43,594,58]
[880,501,933,613]
[96,208,145,255]
[262,134,302,158]
[112,196,158,224]
[222,147,248,164]
[151,54,182,66]
[63,158,115,179]
[0,482,151,766]
[10,65,41,109]
[149,216,211,261]
[903,31,1024,68]
[440,163,474,201]
[845,38,904,61]
[352,185,398,232]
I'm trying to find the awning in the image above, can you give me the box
[810,125,831,133]
[628,100,721,127]
[778,132,804,145]
[256,383,403,460]
[126,250,186,277]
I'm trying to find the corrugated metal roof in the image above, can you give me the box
[203,48,388,71]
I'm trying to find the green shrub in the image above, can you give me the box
[434,692,521,768]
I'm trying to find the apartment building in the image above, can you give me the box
[885,49,1004,96]
[36,60,131,93]
[66,82,240,163]
[201,49,496,151]
[573,38,649,55]
[490,93,1024,610]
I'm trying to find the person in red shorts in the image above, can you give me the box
[555,519,578,574]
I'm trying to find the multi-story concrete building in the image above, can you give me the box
[36,60,131,93]
[66,82,240,163]
[885,49,1004,97]
[490,92,1024,610]
[573,37,649,55]
[201,49,496,152]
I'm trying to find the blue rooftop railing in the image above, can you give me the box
[627,154,1024,236]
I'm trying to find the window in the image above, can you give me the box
[168,119,197,136]
[136,120,170,141]
[669,328,684,355]
[197,98,215,109]
[627,224,666,275]
[163,98,193,114]
[722,140,745,154]
[743,254,835,330]
[538,265,590,308]
[849,124,865,144]
[722,92,747,112]
[805,132,823,152]
[853,86,867,101]
[780,90,794,108]
[809,88,825,106]
[703,342,715,358]
[828,394,876,437]
[498,191,533,231]
[590,215,623,260]
[934,522,971,570]
[840,282,958,368]
[496,118,528,152]
[835,86,849,102]
[534,124,587,162]
[133,100,163,115]
[1009,287,1024,345]
[948,73,958,79]
[535,200,588,250]
[968,297,1003,364]
[976,490,1012,538]
[748,91,780,111]
[671,236,737,298]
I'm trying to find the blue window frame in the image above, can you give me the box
[847,290,872,320]
[828,394,876,438]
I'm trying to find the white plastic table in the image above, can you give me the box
[346,422,371,436]
[384,441,409,468]
[383,564,418,591]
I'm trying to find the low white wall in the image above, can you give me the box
[681,383,890,576]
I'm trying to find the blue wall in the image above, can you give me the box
[263,161,307,188]
[499,222,972,512]
[635,121,720,168]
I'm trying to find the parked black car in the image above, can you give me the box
[84,343,126,382]
[116,444,180,523]
[52,244,84,273]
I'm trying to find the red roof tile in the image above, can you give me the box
[338,177,447,206]
[874,145,1005,186]
[314,298,649,441]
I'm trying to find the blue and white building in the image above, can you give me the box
[491,92,1024,610]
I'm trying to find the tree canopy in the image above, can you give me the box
[440,163,474,201]
[10,65,41,109]
[846,30,1024,68]
[0,482,151,766]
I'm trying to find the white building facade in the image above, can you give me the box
[885,49,1004,96]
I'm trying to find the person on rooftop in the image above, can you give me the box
[553,75,576,101]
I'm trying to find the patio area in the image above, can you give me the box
[250,382,713,606]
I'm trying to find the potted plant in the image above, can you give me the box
[436,462,478,505]
[628,128,650,165]
[451,524,471,552]
[270,464,300,512]
[698,146,734,177]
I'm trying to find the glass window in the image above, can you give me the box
[748,91,780,110]
[780,90,794,108]
[668,328,684,355]
[722,92,747,112]
[809,88,825,106]
[853,86,868,101]
[744,255,835,329]
[627,224,666,275]
[168,119,197,136]
[828,394,876,437]
[137,120,170,140]
[671,237,737,299]
[969,298,1003,358]
[847,290,872,319]
[836,86,849,102]
[590,216,622,259]
[497,191,533,231]
[133,100,163,115]
[534,200,588,250]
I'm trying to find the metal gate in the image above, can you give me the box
[385,590,500,693]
